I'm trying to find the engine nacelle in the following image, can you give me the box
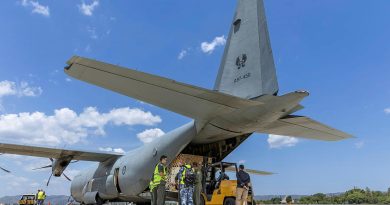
[82,191,99,205]
[52,157,73,177]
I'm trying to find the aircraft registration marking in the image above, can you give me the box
[234,72,251,83]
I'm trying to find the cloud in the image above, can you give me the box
[0,80,42,111]
[20,0,50,17]
[2,156,51,172]
[355,141,364,149]
[85,44,91,52]
[238,160,246,165]
[79,0,99,16]
[178,49,188,60]
[0,107,161,146]
[201,35,226,54]
[87,26,98,39]
[267,134,299,149]
[18,81,43,97]
[0,174,30,188]
[0,80,42,98]
[0,81,16,97]
[384,108,390,114]
[99,147,125,154]
[30,1,50,16]
[137,128,165,143]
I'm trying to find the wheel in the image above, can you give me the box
[200,195,206,205]
[247,199,255,205]
[224,198,235,205]
[136,203,151,205]
[95,195,104,205]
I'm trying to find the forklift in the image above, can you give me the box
[200,161,272,205]
[18,194,37,205]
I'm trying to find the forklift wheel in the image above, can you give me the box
[224,198,235,205]
[200,196,206,205]
[247,199,255,205]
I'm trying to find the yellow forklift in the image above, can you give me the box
[201,162,272,205]
[18,194,36,205]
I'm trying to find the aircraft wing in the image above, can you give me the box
[64,56,262,121]
[258,115,352,141]
[0,143,123,162]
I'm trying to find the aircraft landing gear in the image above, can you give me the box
[95,195,104,205]
[224,197,235,205]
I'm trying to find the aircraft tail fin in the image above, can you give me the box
[214,0,278,99]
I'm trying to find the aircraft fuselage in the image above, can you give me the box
[71,121,197,203]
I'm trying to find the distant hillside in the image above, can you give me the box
[0,195,71,205]
[254,193,343,201]
[254,195,307,200]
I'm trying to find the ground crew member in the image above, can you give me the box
[215,170,229,189]
[36,189,45,205]
[175,160,186,205]
[193,162,203,205]
[177,163,196,205]
[35,190,40,205]
[42,191,46,205]
[236,165,251,205]
[150,155,168,205]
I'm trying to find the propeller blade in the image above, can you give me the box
[46,173,53,186]
[225,167,275,175]
[245,168,275,176]
[63,173,72,181]
[0,166,11,173]
[70,160,79,163]
[32,165,52,170]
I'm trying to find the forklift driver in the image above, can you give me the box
[215,170,229,189]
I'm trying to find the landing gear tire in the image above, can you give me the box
[95,195,104,205]
[247,199,255,205]
[224,198,235,205]
[200,195,206,205]
[136,203,151,205]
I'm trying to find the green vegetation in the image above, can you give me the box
[257,187,390,204]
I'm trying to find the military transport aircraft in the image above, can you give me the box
[0,0,351,204]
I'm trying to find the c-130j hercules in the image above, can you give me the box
[0,0,351,204]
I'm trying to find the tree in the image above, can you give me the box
[286,196,292,204]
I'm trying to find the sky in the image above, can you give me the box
[0,0,390,197]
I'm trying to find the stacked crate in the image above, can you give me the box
[166,154,205,192]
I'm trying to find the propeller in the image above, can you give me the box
[63,173,72,181]
[46,173,53,186]
[0,166,11,173]
[32,158,75,186]
[32,164,52,170]
[225,166,275,175]
[0,153,11,173]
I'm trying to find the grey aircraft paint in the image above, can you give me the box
[214,0,278,99]
[70,122,197,203]
[0,0,352,204]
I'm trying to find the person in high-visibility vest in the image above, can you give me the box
[36,190,45,205]
[150,155,168,205]
[42,191,46,204]
[177,163,196,205]
[35,189,40,205]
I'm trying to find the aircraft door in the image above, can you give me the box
[114,168,122,193]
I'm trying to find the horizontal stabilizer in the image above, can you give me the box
[65,56,262,121]
[0,143,123,162]
[258,115,352,141]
